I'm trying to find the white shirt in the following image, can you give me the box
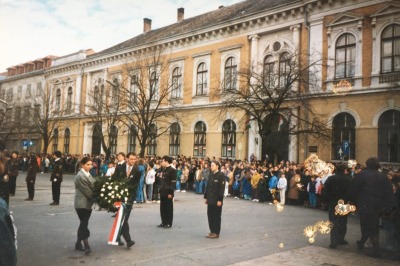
[145,168,156,185]
[277,177,287,190]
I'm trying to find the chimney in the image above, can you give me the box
[177,7,184,22]
[143,18,152,33]
[219,5,224,9]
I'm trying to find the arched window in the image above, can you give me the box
[263,55,275,89]
[128,125,136,153]
[94,86,99,102]
[148,124,157,155]
[224,57,237,91]
[150,71,158,99]
[196,63,208,95]
[111,78,119,107]
[194,121,206,156]
[169,123,180,156]
[52,128,58,153]
[171,67,182,99]
[130,75,138,104]
[92,124,102,155]
[221,120,236,158]
[278,52,290,87]
[67,87,73,110]
[64,128,70,154]
[55,89,61,110]
[331,112,356,160]
[381,24,400,73]
[110,125,118,155]
[378,110,400,163]
[335,33,356,79]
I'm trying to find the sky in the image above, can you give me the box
[0,0,242,72]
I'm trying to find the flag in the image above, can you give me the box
[277,115,284,131]
[108,202,126,245]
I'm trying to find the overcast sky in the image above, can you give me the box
[0,0,242,72]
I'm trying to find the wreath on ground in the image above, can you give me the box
[92,176,134,211]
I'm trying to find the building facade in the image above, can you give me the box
[0,0,399,167]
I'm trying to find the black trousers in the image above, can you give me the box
[207,204,222,235]
[9,175,17,195]
[160,196,173,226]
[120,204,133,242]
[328,205,348,245]
[52,181,61,203]
[27,181,35,199]
[359,212,380,243]
[76,208,92,241]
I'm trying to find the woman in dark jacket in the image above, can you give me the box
[25,154,38,201]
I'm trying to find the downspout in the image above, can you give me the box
[304,6,311,160]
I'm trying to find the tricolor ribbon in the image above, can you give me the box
[108,201,126,245]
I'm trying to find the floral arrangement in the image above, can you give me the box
[93,176,134,211]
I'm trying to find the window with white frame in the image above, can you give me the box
[128,125,136,153]
[278,52,290,87]
[36,82,42,96]
[335,33,356,79]
[147,123,157,155]
[52,128,59,153]
[6,88,13,102]
[64,128,70,154]
[25,84,31,98]
[169,122,180,156]
[224,57,237,91]
[67,87,73,110]
[171,67,182,98]
[55,88,61,110]
[381,24,400,73]
[111,78,120,107]
[17,86,22,100]
[110,125,118,155]
[263,55,275,89]
[221,119,236,158]
[378,110,400,163]
[196,62,208,96]
[0,88,4,100]
[149,71,159,100]
[193,121,206,156]
[130,75,139,104]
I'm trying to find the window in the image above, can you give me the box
[52,128,59,153]
[331,112,356,160]
[378,110,400,163]
[128,125,136,153]
[335,33,356,79]
[36,82,42,96]
[224,57,237,91]
[279,52,290,87]
[26,84,32,98]
[0,88,4,100]
[263,56,275,89]
[147,124,157,155]
[111,78,119,107]
[64,128,70,154]
[196,63,208,95]
[149,71,158,99]
[7,88,13,102]
[23,106,30,125]
[221,119,236,158]
[55,89,61,110]
[130,75,139,104]
[5,108,12,122]
[14,107,21,122]
[194,121,206,156]
[34,104,40,117]
[17,86,22,100]
[171,67,182,99]
[169,123,180,156]
[110,125,118,155]
[381,24,400,73]
[67,87,73,110]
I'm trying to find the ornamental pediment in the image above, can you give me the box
[370,2,400,18]
[327,12,363,27]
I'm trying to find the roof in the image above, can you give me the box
[93,0,298,57]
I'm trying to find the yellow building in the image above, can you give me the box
[1,0,399,168]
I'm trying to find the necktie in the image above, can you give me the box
[127,166,131,176]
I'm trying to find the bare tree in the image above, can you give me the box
[30,81,65,154]
[120,48,182,157]
[215,51,331,163]
[82,76,122,159]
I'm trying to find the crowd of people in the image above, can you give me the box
[0,149,399,262]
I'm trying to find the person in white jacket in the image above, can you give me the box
[277,172,287,205]
[145,161,156,202]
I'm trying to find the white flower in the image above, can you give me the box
[125,189,128,191]
[108,193,111,196]
[106,182,109,185]
[124,197,128,202]
[116,194,120,197]
[111,195,114,199]
[108,200,111,203]
[120,190,124,195]
[115,186,119,190]
[105,197,108,199]
[100,193,104,197]
[101,188,105,192]
[108,186,112,190]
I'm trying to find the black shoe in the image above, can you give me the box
[25,198,33,201]
[49,202,59,206]
[118,241,124,246]
[356,240,364,251]
[157,223,164,228]
[163,224,171,229]
[329,244,337,249]
[75,242,85,251]
[127,240,135,248]
[84,247,92,255]
[366,251,382,259]
[338,240,349,245]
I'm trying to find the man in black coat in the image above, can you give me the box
[50,151,63,205]
[349,157,394,258]
[111,152,126,181]
[157,156,176,229]
[204,161,225,239]
[324,164,351,249]
[7,151,19,196]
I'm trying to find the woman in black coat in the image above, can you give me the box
[25,154,38,201]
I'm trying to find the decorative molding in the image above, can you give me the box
[218,44,243,53]
[370,1,400,18]
[327,12,364,27]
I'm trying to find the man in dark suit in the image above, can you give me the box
[50,151,63,205]
[349,157,394,258]
[118,152,141,248]
[111,152,126,181]
[7,151,19,196]
[157,156,176,229]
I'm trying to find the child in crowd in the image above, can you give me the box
[307,176,317,208]
[277,172,287,205]
[105,161,115,177]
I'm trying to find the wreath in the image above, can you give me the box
[93,176,135,211]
